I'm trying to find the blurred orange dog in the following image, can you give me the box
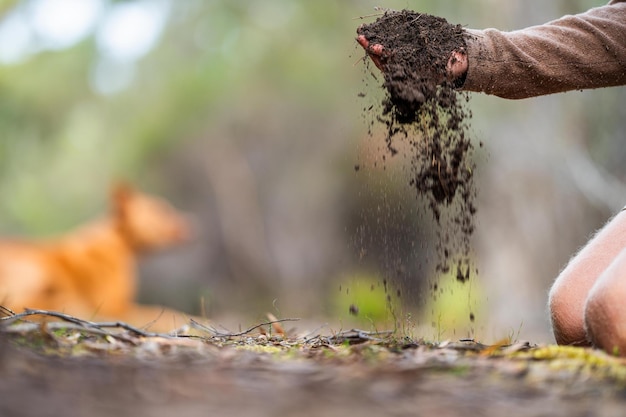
[0,183,193,332]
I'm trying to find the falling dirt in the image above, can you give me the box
[357,10,476,281]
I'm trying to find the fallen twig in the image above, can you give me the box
[324,329,395,345]
[301,323,330,342]
[190,317,300,338]
[0,309,175,341]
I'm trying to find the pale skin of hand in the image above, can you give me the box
[356,34,468,82]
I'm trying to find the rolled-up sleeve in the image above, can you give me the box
[463,1,626,99]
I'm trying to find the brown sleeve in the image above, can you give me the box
[463,1,626,99]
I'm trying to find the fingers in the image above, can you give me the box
[356,34,370,50]
[447,48,468,80]
[357,34,469,84]
[356,34,386,71]
[369,44,385,56]
[356,34,383,53]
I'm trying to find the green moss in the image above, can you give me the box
[513,345,626,384]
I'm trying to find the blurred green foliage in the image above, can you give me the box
[0,0,482,234]
[2,0,617,228]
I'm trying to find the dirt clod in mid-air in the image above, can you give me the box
[357,10,475,279]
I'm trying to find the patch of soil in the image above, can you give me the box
[356,11,475,280]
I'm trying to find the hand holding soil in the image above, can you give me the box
[355,11,470,124]
[355,34,468,82]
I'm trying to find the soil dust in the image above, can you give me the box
[356,10,476,283]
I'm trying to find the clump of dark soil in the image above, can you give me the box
[356,10,475,279]
[357,11,466,124]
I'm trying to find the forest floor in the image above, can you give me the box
[2,312,626,417]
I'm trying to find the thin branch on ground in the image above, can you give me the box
[0,309,174,340]
[325,329,395,344]
[190,318,300,338]
[2,321,122,339]
[0,305,16,317]
[301,323,330,342]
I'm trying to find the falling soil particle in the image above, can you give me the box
[357,10,476,279]
[349,304,360,316]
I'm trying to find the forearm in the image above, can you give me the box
[463,1,626,99]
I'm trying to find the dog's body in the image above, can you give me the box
[0,184,192,331]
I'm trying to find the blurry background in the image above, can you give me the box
[0,0,624,343]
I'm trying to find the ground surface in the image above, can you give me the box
[2,315,626,417]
